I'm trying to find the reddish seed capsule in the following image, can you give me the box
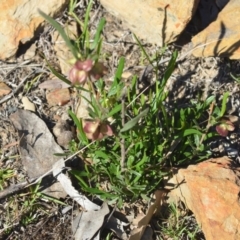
[83,120,113,140]
[75,59,93,72]
[68,59,107,85]
[69,67,88,85]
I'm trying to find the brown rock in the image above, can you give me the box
[100,0,199,46]
[192,0,240,59]
[10,109,67,199]
[21,96,36,112]
[38,78,70,90]
[53,120,74,149]
[46,88,70,106]
[0,0,68,60]
[0,82,11,97]
[166,157,240,240]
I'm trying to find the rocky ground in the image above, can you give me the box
[1,0,240,239]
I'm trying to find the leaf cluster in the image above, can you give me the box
[39,1,230,206]
[70,50,217,205]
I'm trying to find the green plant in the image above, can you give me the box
[4,2,234,239]
[206,92,238,137]
[39,0,106,87]
[230,72,240,84]
[39,1,221,206]
[2,180,65,236]
[158,202,203,240]
[19,182,48,225]
[0,169,15,190]
[68,51,218,205]
[24,73,43,93]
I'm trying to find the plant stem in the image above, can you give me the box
[120,97,126,170]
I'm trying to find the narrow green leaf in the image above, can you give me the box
[91,94,102,118]
[108,82,124,97]
[71,173,89,188]
[83,187,114,197]
[135,156,148,169]
[133,34,152,65]
[68,110,88,143]
[107,104,122,117]
[54,153,70,157]
[43,194,66,205]
[38,10,78,59]
[205,95,215,106]
[68,110,81,130]
[159,103,169,130]
[115,57,125,82]
[47,63,71,85]
[230,73,240,83]
[87,107,98,119]
[140,93,145,106]
[69,0,77,13]
[120,108,149,132]
[95,150,109,159]
[95,38,103,60]
[220,92,229,117]
[161,50,178,88]
[82,0,93,54]
[108,57,125,97]
[91,18,106,50]
[131,75,137,89]
[80,94,100,118]
[183,129,202,137]
[71,170,89,177]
